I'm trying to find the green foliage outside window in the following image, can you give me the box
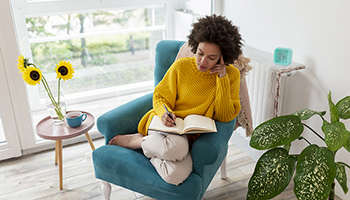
[25,7,164,96]
[30,32,150,73]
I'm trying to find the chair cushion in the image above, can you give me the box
[93,145,203,200]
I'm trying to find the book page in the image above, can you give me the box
[148,115,184,134]
[182,115,217,133]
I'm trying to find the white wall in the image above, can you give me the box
[173,0,213,41]
[184,0,212,15]
[223,0,350,199]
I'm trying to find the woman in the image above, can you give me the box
[108,14,242,185]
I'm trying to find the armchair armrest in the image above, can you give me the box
[191,119,236,174]
[97,92,153,144]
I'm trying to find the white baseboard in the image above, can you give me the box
[230,127,265,161]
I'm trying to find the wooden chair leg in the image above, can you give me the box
[220,156,227,180]
[101,181,111,200]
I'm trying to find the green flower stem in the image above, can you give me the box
[56,78,64,120]
[54,107,64,120]
[41,76,64,120]
[42,78,55,105]
[302,123,325,141]
[58,78,61,106]
[42,77,57,107]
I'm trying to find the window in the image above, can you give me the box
[12,0,168,144]
[1,0,182,159]
[27,5,165,109]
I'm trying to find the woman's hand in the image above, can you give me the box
[210,55,226,78]
[161,112,177,127]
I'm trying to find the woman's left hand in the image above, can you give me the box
[210,55,226,78]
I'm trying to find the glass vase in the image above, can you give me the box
[45,84,66,124]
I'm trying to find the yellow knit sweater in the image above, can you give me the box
[138,57,241,137]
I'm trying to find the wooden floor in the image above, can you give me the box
[0,138,304,200]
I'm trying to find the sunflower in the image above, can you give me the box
[55,60,74,81]
[17,54,29,73]
[22,66,42,86]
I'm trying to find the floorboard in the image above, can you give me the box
[0,138,341,200]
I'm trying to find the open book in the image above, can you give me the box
[148,114,217,135]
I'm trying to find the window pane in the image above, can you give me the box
[30,32,157,97]
[154,6,166,26]
[26,5,164,101]
[26,8,161,40]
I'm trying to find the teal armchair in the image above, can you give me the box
[92,40,236,200]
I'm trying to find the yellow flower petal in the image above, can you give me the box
[17,54,27,73]
[22,66,42,86]
[55,60,74,81]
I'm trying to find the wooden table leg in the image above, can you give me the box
[84,132,95,150]
[57,140,63,190]
[55,141,58,165]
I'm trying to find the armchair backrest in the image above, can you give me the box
[154,40,186,87]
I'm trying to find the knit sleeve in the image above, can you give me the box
[152,62,179,117]
[213,65,241,122]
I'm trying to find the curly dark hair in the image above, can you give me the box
[188,15,242,64]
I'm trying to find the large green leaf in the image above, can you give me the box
[343,135,350,152]
[292,108,326,120]
[250,115,304,150]
[328,91,339,123]
[335,162,349,194]
[321,121,350,151]
[336,96,350,119]
[294,145,336,200]
[247,148,296,200]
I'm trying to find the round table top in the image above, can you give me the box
[36,111,95,140]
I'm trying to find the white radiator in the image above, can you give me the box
[230,45,305,160]
[243,45,305,130]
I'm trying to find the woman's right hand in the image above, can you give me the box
[161,112,176,127]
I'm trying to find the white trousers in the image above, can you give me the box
[141,130,192,185]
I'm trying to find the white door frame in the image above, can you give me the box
[0,0,23,160]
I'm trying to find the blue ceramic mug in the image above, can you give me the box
[66,111,87,128]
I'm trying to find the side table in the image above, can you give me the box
[36,110,95,190]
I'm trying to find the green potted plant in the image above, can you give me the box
[247,92,350,200]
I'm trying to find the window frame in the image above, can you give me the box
[10,0,181,152]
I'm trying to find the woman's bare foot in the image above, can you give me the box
[108,133,144,149]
